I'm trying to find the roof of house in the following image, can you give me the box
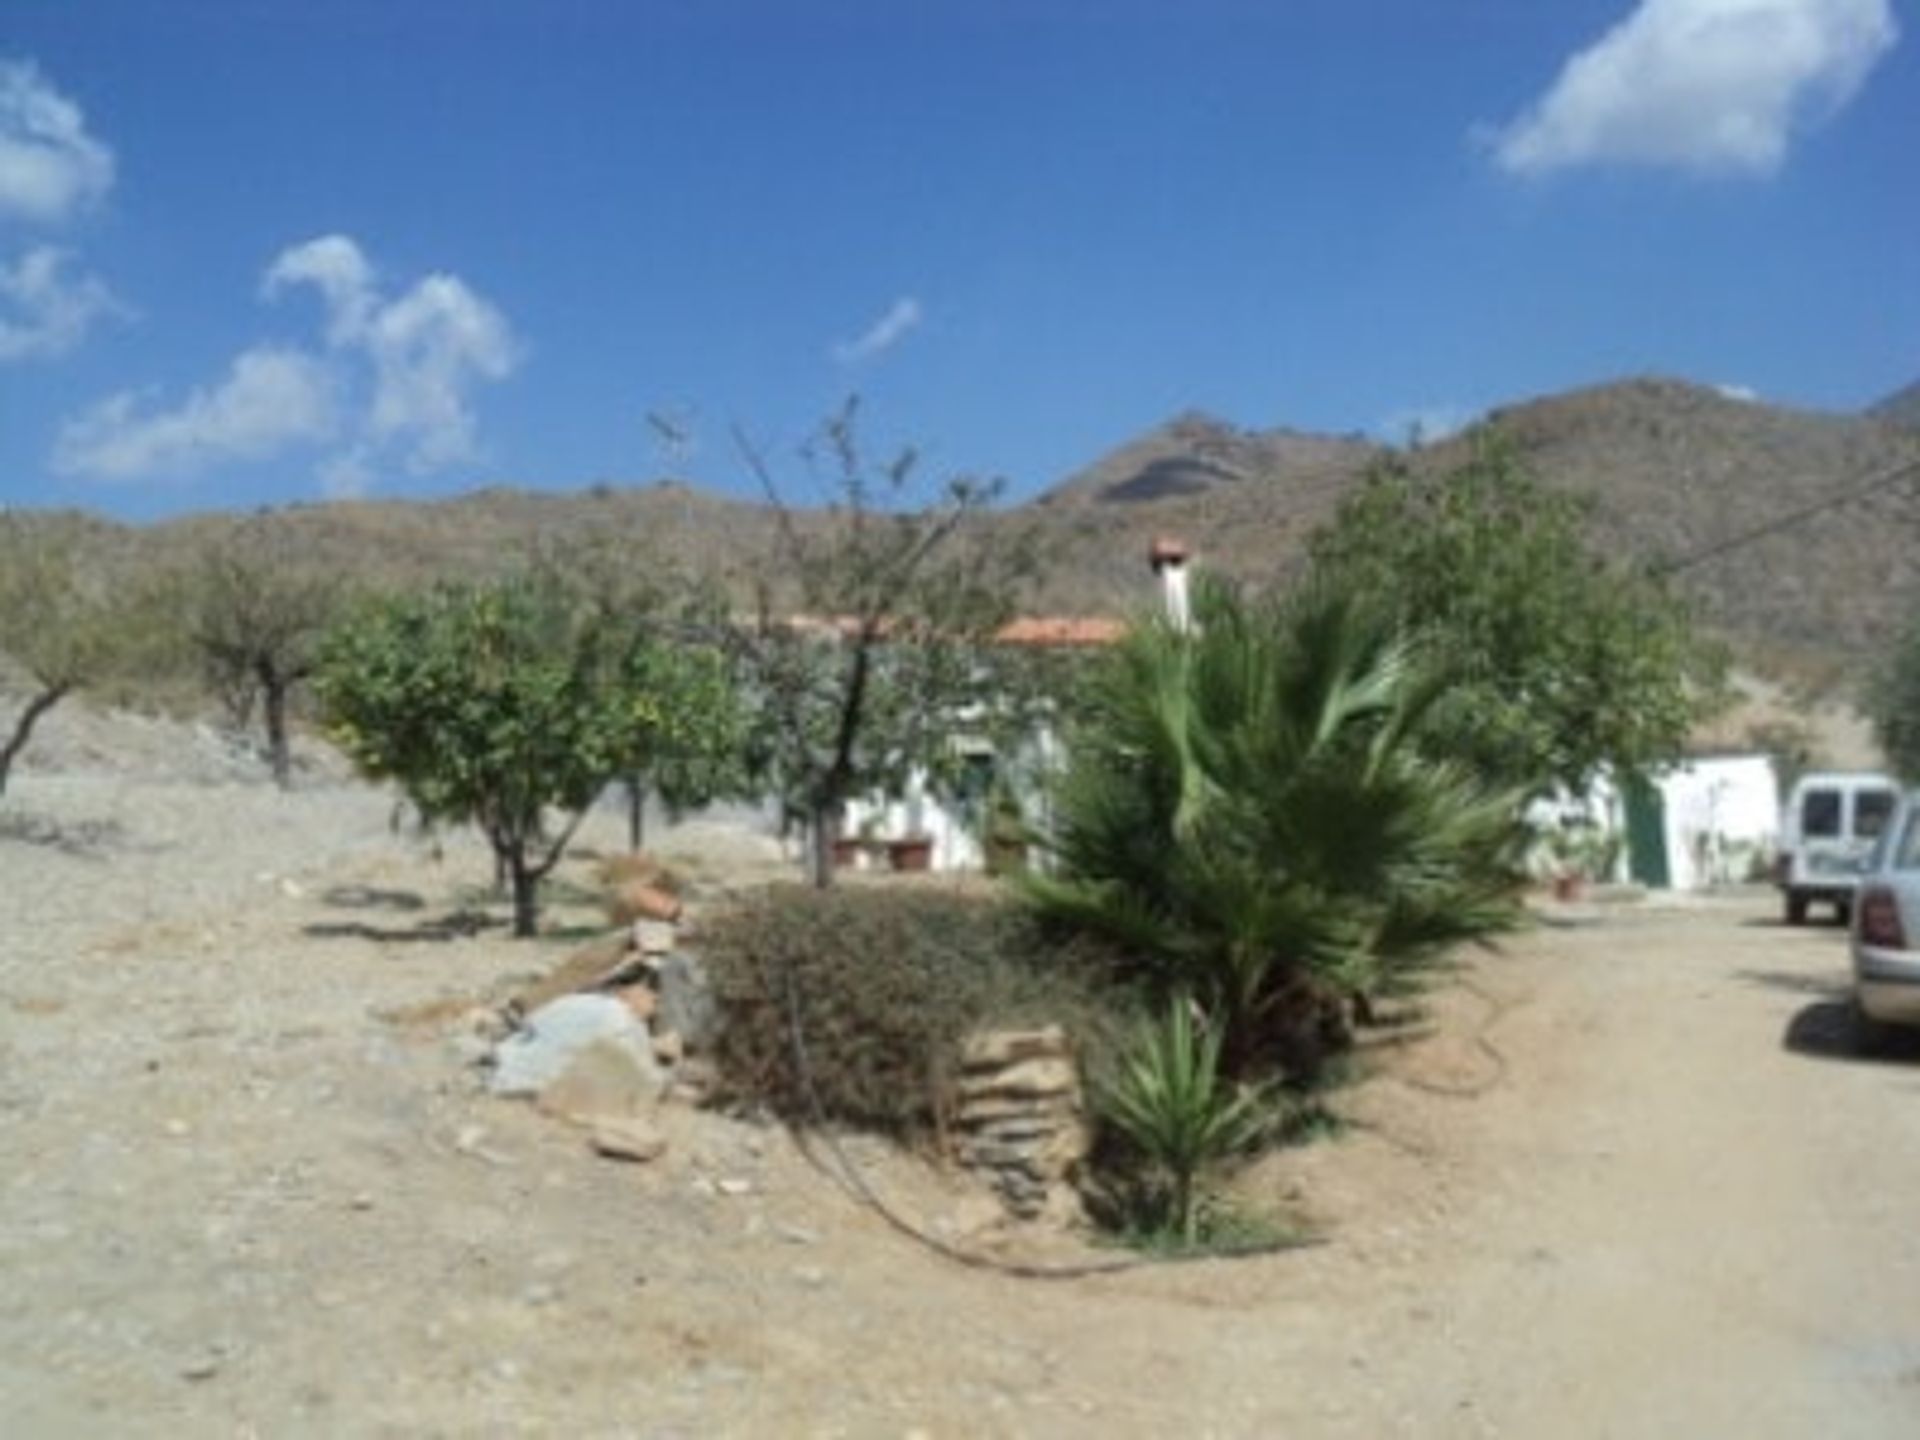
[992,616,1127,648]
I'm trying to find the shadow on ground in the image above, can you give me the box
[0,812,131,859]
[303,911,500,944]
[1782,999,1920,1065]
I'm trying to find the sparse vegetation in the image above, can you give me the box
[1866,616,1920,781]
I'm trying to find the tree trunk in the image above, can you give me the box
[261,670,292,789]
[506,847,539,938]
[809,800,840,889]
[1,685,70,802]
[627,776,646,852]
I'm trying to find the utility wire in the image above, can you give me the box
[1651,450,1920,578]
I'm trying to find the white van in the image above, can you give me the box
[1776,771,1900,924]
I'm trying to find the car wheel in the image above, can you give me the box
[1785,892,1809,925]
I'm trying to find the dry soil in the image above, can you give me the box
[2,751,1917,1437]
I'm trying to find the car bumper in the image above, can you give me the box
[1853,945,1920,1024]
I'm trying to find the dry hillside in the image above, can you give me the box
[10,373,1920,666]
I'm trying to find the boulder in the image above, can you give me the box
[615,983,657,1022]
[489,994,659,1098]
[510,934,643,1015]
[655,950,717,1050]
[609,881,682,925]
[633,919,678,957]
[588,1115,668,1163]
[535,1037,666,1123]
[959,1025,1070,1071]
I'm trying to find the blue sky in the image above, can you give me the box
[2,0,1915,519]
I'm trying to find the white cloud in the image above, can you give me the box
[833,296,923,364]
[0,59,115,223]
[1715,381,1762,401]
[266,233,518,473]
[55,234,519,489]
[1490,0,1899,176]
[263,234,376,344]
[0,245,121,361]
[52,346,336,480]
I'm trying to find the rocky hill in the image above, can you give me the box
[1870,377,1920,432]
[13,374,1920,667]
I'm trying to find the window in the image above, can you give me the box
[1895,809,1920,871]
[1856,789,1897,840]
[1800,789,1841,838]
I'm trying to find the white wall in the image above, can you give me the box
[1657,755,1779,890]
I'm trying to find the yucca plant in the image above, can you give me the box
[1096,994,1269,1243]
[1028,576,1526,1080]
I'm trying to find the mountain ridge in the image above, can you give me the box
[11,373,1920,664]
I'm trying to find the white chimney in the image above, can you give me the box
[1148,536,1192,633]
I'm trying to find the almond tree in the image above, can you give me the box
[0,517,121,802]
[731,400,1032,887]
[179,519,343,789]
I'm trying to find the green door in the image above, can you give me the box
[1624,777,1670,888]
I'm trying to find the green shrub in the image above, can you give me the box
[1027,577,1527,1082]
[1093,995,1270,1243]
[701,885,1132,1142]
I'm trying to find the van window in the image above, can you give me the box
[1801,789,1842,838]
[1856,789,1896,839]
[1895,811,1920,871]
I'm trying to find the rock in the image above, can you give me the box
[716,1177,753,1197]
[633,919,677,956]
[489,994,659,1098]
[534,1037,666,1123]
[664,1055,718,1106]
[960,1025,1070,1071]
[952,1026,1090,1225]
[511,935,642,1015]
[599,850,683,894]
[955,1056,1076,1101]
[655,950,717,1049]
[589,1115,667,1163]
[651,1028,684,1066]
[615,984,657,1022]
[610,881,682,925]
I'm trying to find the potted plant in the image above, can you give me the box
[983,784,1029,877]
[887,833,935,872]
[830,815,865,870]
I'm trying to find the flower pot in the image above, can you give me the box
[984,835,1029,877]
[888,836,934,873]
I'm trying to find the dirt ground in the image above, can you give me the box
[4,761,1919,1438]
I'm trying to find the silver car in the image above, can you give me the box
[1849,788,1920,1036]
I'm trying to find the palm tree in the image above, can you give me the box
[1027,576,1525,1080]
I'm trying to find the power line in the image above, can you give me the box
[1652,449,1920,577]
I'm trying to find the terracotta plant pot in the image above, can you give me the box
[888,836,934,873]
[984,836,1029,877]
